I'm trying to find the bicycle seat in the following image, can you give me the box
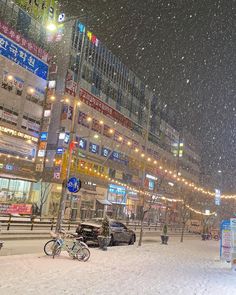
[75,236,84,241]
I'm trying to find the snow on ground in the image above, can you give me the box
[0,237,235,295]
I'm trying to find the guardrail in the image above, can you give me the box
[0,216,190,233]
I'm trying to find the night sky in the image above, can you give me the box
[61,0,236,192]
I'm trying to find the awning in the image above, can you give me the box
[96,199,112,205]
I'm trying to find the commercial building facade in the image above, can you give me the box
[0,2,202,220]
[0,0,52,212]
[38,18,202,221]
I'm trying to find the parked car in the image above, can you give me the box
[77,220,136,246]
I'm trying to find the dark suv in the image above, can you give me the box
[77,220,136,246]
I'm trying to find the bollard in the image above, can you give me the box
[7,215,11,231]
[51,217,54,231]
[31,216,35,230]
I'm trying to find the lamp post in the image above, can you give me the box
[51,15,87,232]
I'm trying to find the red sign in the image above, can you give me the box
[79,88,134,129]
[0,203,32,215]
[65,70,77,96]
[0,20,49,63]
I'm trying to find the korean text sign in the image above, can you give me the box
[0,33,48,80]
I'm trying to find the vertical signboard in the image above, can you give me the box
[220,220,231,262]
[14,0,58,23]
[230,218,236,272]
[215,189,221,206]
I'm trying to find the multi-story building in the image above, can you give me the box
[38,17,202,220]
[0,2,202,220]
[0,0,55,212]
[178,129,201,183]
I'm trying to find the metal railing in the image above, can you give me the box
[0,216,190,233]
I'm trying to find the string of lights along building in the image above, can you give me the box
[0,0,203,221]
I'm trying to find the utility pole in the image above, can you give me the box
[55,16,87,232]
[138,93,152,246]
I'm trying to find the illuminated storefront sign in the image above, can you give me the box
[108,184,127,205]
[79,88,133,129]
[0,126,38,142]
[38,149,46,157]
[56,147,64,154]
[89,142,99,154]
[77,137,87,150]
[0,20,49,62]
[146,174,157,181]
[40,132,48,141]
[101,147,111,157]
[14,0,57,23]
[0,203,32,215]
[0,33,48,80]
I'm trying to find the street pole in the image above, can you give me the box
[138,95,151,246]
[55,16,87,232]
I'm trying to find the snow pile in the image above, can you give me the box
[0,238,235,295]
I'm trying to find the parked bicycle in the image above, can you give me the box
[201,232,220,241]
[44,229,90,262]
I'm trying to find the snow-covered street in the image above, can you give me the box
[0,237,235,295]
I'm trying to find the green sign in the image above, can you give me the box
[14,0,58,24]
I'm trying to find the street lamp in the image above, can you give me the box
[46,22,57,32]
[52,14,88,232]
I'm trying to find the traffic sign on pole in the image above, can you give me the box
[67,177,81,193]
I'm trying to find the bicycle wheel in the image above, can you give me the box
[76,247,90,262]
[44,240,61,256]
[79,241,89,249]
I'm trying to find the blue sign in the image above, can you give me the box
[67,177,81,193]
[215,189,221,206]
[64,133,70,144]
[101,147,111,157]
[77,137,87,150]
[220,220,230,260]
[56,147,64,154]
[109,151,128,165]
[108,184,126,195]
[89,142,99,154]
[40,132,48,141]
[0,33,48,80]
[77,22,85,33]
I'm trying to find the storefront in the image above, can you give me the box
[126,190,139,220]
[0,177,32,202]
[107,184,127,219]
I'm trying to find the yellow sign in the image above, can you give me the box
[0,126,38,142]
[14,0,58,23]
[78,159,108,177]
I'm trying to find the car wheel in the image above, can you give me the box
[129,234,135,245]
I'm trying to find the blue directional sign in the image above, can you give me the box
[67,177,81,193]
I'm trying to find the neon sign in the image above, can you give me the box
[0,126,38,142]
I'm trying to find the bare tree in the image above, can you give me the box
[138,176,165,246]
[38,181,52,219]
[138,194,154,246]
[178,189,194,243]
